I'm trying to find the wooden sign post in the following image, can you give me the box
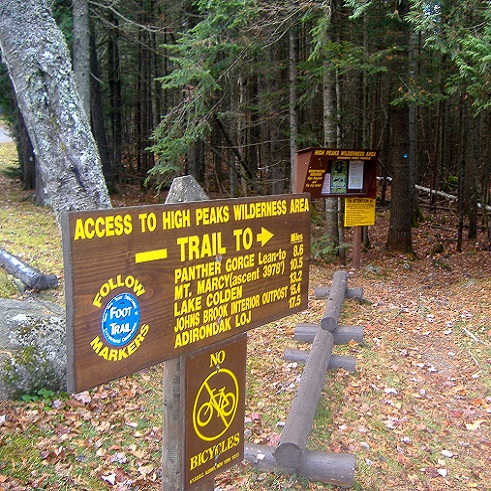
[62,185,311,490]
[344,198,376,269]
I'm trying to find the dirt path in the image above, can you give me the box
[309,211,491,490]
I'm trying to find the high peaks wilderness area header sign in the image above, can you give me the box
[62,194,310,393]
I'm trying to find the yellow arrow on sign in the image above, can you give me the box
[256,227,274,247]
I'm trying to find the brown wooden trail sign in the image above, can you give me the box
[62,194,310,393]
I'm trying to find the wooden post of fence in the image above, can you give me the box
[314,285,363,302]
[294,323,364,345]
[284,348,356,373]
[162,176,213,491]
[245,444,355,488]
[273,329,334,470]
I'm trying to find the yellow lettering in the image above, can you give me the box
[261,286,289,304]
[175,262,222,283]
[108,349,118,361]
[188,433,241,471]
[74,219,86,240]
[225,254,255,272]
[176,233,226,261]
[99,346,109,360]
[195,205,230,226]
[290,197,310,213]
[93,275,145,308]
[162,209,191,229]
[174,296,202,316]
[73,214,132,240]
[90,336,104,353]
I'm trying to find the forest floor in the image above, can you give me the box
[0,140,490,491]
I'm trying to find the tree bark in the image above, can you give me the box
[385,104,413,253]
[323,0,340,251]
[90,28,112,182]
[385,0,414,253]
[72,0,91,118]
[0,0,111,223]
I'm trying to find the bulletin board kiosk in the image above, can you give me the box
[293,147,378,198]
[294,147,379,268]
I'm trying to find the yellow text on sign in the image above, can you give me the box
[344,198,376,227]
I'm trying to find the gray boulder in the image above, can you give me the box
[0,298,66,400]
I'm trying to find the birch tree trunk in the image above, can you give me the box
[323,1,339,250]
[289,26,298,192]
[0,0,111,224]
[73,0,91,118]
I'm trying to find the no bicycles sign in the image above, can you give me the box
[185,335,247,488]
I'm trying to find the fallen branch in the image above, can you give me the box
[0,248,58,291]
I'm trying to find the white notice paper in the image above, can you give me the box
[348,160,364,190]
[321,173,331,194]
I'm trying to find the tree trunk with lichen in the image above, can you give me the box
[0,0,111,225]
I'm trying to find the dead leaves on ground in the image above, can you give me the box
[0,371,163,490]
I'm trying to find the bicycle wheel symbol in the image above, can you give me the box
[192,368,239,441]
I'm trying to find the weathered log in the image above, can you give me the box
[321,270,348,331]
[0,248,58,291]
[273,330,334,470]
[284,348,356,373]
[314,286,363,302]
[295,323,364,345]
[244,444,355,488]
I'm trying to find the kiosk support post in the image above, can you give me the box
[352,226,362,270]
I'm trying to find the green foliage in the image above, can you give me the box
[310,234,351,264]
[2,345,60,400]
[0,64,16,131]
[441,174,458,193]
[150,0,258,175]
[409,0,491,113]
[20,388,60,404]
[0,162,22,180]
[51,0,74,46]
[0,270,17,297]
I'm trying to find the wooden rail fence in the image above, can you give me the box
[244,270,363,488]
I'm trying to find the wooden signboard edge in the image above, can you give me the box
[61,212,77,394]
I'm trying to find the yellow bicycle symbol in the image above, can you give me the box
[193,368,239,441]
